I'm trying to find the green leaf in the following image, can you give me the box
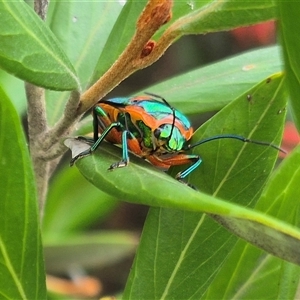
[43,166,118,238]
[257,145,300,224]
[170,0,276,35]
[47,1,123,90]
[44,231,137,274]
[140,46,283,115]
[187,74,286,194]
[90,0,146,84]
[203,240,288,299]
[204,144,300,299]
[122,73,287,299]
[45,1,124,125]
[65,73,300,270]
[277,1,300,130]
[0,87,46,298]
[68,139,300,262]
[0,0,79,91]
[0,70,26,114]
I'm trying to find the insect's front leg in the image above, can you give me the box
[173,154,202,181]
[70,122,122,166]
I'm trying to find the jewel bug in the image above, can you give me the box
[70,93,284,184]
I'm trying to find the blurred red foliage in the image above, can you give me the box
[231,21,276,49]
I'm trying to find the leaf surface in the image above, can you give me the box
[90,0,146,84]
[0,86,46,299]
[44,231,137,273]
[169,0,276,36]
[204,144,300,299]
[0,0,79,91]
[45,1,124,125]
[277,1,300,130]
[43,166,118,237]
[140,46,283,115]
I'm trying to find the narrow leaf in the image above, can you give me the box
[44,231,137,274]
[90,0,146,84]
[0,86,46,298]
[0,0,79,91]
[141,46,283,115]
[170,0,276,35]
[67,140,300,265]
[43,166,118,237]
[204,142,300,299]
[45,1,124,125]
[277,1,300,130]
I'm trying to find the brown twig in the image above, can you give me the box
[26,82,49,217]
[78,0,173,114]
[34,0,49,21]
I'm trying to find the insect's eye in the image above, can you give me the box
[154,124,172,140]
[154,124,185,151]
[154,128,161,139]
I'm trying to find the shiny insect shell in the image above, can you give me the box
[70,94,283,183]
[70,94,201,182]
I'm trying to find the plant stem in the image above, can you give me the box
[26,0,50,219]
[34,0,49,20]
[25,83,49,218]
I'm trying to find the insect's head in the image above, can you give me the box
[154,124,186,152]
[143,92,192,153]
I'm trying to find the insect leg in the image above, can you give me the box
[93,105,100,141]
[70,122,122,166]
[174,155,202,181]
[148,153,202,181]
[108,109,145,170]
[108,130,131,170]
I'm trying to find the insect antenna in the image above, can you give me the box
[185,134,286,153]
[145,92,176,141]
